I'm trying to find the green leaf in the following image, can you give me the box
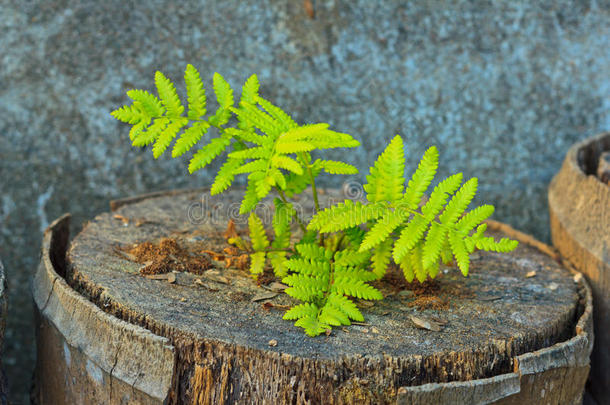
[283,303,318,320]
[317,160,359,175]
[213,72,234,108]
[308,200,386,233]
[172,121,210,157]
[402,145,439,210]
[327,294,364,322]
[371,238,393,279]
[256,96,298,130]
[393,215,429,262]
[184,64,206,119]
[249,212,269,251]
[188,135,231,173]
[449,230,470,276]
[127,89,164,117]
[364,135,405,203]
[152,118,188,158]
[422,222,446,270]
[294,316,329,337]
[241,74,260,104]
[211,157,243,195]
[271,155,303,175]
[132,118,168,147]
[155,71,184,117]
[359,208,408,251]
[457,204,495,233]
[332,277,383,300]
[439,178,478,226]
[249,251,266,275]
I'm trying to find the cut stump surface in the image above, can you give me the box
[35,189,593,404]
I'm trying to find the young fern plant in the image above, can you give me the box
[111,65,518,337]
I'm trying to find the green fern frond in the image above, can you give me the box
[268,251,288,278]
[285,258,330,276]
[422,222,446,269]
[256,96,298,130]
[332,277,383,300]
[240,175,262,214]
[316,160,358,175]
[364,135,405,203]
[172,121,210,157]
[212,72,234,109]
[295,243,331,261]
[272,199,293,250]
[439,178,478,225]
[283,303,318,320]
[155,71,184,117]
[211,157,243,195]
[327,293,364,322]
[188,134,231,173]
[371,238,393,279]
[401,146,439,210]
[294,315,329,337]
[111,104,143,124]
[127,90,165,117]
[318,303,350,326]
[271,155,304,175]
[359,209,408,251]
[334,250,371,267]
[449,229,470,275]
[249,251,266,275]
[132,118,168,147]
[421,173,463,219]
[240,74,260,104]
[457,205,495,233]
[308,200,386,233]
[393,215,429,262]
[152,118,188,158]
[184,64,206,119]
[248,212,269,252]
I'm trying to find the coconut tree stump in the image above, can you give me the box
[0,260,7,405]
[33,189,593,404]
[549,131,610,404]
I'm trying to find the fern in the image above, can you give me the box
[112,67,518,338]
[309,135,518,283]
[282,241,381,337]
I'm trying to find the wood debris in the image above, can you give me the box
[525,271,537,278]
[144,272,176,283]
[251,292,279,302]
[410,315,444,332]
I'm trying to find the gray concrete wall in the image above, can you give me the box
[1,0,608,402]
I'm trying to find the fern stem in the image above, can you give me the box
[275,187,307,233]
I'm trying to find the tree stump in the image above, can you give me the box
[549,131,610,404]
[33,189,593,404]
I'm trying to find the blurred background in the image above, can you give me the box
[1,0,609,402]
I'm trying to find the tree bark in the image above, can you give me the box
[549,131,610,405]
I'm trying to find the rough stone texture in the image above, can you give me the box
[1,0,609,401]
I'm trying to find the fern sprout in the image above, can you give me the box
[112,65,518,337]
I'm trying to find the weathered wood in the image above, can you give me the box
[0,259,8,405]
[31,214,176,404]
[34,189,593,404]
[548,131,610,404]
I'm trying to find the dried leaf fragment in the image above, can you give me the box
[268,339,278,347]
[251,292,279,302]
[410,315,443,332]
